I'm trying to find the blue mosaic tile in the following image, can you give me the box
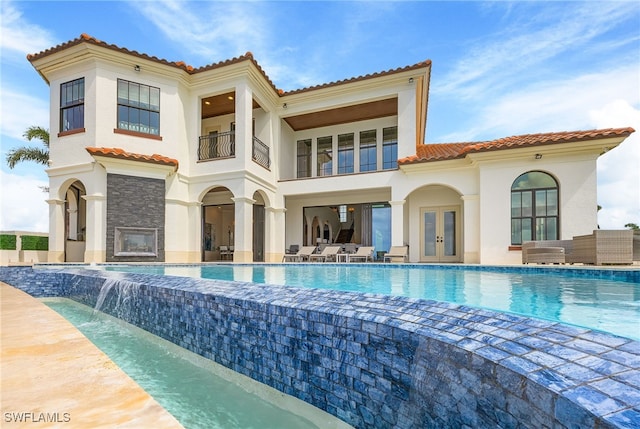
[604,407,640,429]
[603,349,640,368]
[614,370,640,390]
[562,385,627,417]
[529,369,576,393]
[474,346,511,362]
[501,356,542,375]
[591,378,640,407]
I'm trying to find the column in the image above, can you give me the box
[82,194,107,263]
[235,83,252,168]
[265,207,286,262]
[461,194,480,263]
[389,200,406,247]
[231,196,255,262]
[46,198,66,263]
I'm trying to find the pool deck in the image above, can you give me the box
[0,282,183,428]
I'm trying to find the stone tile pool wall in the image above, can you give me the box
[1,266,638,428]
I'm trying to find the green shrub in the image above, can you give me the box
[21,235,48,251]
[0,234,17,250]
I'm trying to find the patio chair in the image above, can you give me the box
[282,246,316,262]
[348,246,375,263]
[285,244,299,255]
[383,246,408,263]
[220,245,232,260]
[568,230,633,265]
[308,245,341,263]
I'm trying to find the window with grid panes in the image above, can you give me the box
[511,171,559,245]
[117,79,160,135]
[297,139,312,178]
[317,136,332,176]
[359,130,377,172]
[60,78,85,132]
[382,126,398,169]
[338,133,354,174]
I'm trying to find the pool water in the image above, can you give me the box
[103,264,640,340]
[43,298,350,429]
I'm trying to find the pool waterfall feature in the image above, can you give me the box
[1,266,638,428]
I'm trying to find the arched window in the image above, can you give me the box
[511,171,559,245]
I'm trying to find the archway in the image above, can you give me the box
[64,181,86,262]
[201,187,234,261]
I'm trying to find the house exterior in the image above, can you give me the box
[28,34,634,265]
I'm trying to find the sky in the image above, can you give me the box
[0,0,639,233]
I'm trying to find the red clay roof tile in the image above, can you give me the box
[86,147,178,170]
[399,127,635,165]
[28,34,430,97]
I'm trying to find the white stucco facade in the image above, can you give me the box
[28,35,634,265]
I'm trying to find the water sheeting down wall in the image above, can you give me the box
[1,266,638,428]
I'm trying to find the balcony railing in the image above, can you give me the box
[198,131,235,161]
[198,132,270,170]
[252,136,270,170]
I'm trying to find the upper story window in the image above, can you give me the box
[382,126,398,169]
[117,79,160,135]
[359,130,377,172]
[297,139,312,178]
[60,78,84,132]
[338,133,354,174]
[317,136,333,176]
[511,171,559,245]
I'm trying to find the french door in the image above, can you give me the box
[420,206,461,262]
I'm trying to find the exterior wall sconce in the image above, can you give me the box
[535,153,543,159]
[134,65,141,72]
[282,103,287,109]
[408,77,414,84]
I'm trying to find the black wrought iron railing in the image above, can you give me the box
[198,132,270,169]
[252,136,270,170]
[198,131,235,161]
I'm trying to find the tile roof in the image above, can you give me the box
[86,147,178,170]
[27,34,430,96]
[399,127,636,165]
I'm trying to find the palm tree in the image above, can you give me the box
[5,126,50,168]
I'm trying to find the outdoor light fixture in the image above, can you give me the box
[408,77,414,84]
[134,65,141,72]
[282,103,288,109]
[535,153,543,159]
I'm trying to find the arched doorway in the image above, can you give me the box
[64,181,86,262]
[201,187,234,261]
[408,184,463,263]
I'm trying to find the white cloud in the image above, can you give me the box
[0,88,49,140]
[593,100,640,229]
[436,2,638,101]
[129,0,268,62]
[0,170,48,232]
[0,1,55,63]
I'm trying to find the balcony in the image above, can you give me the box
[198,131,270,170]
[198,131,235,161]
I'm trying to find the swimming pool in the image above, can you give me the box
[3,265,638,428]
[102,264,640,340]
[42,298,351,429]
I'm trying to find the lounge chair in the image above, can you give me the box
[348,246,375,263]
[308,245,341,263]
[383,246,408,263]
[282,246,316,262]
[569,230,633,265]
